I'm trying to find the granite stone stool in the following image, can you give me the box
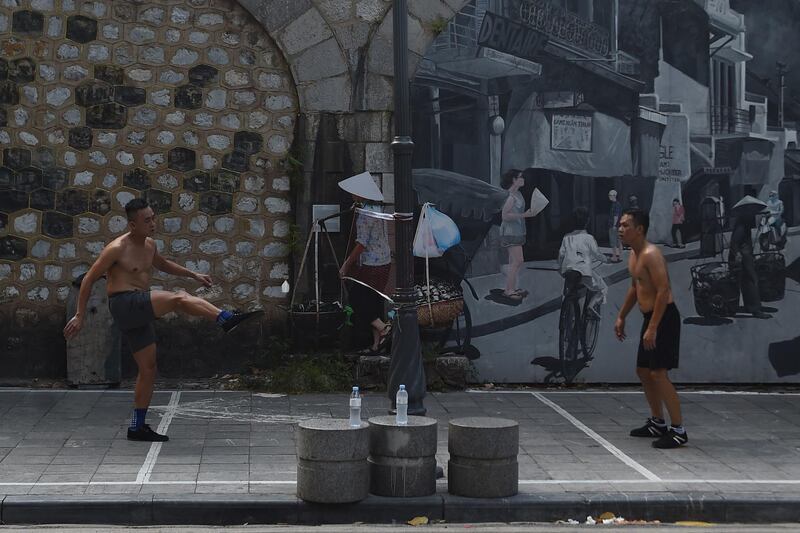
[367,415,438,497]
[296,419,370,503]
[448,417,519,498]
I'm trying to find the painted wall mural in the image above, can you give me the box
[410,0,800,383]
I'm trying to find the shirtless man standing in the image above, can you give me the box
[614,209,687,449]
[64,199,261,442]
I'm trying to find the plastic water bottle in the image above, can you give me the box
[396,385,408,425]
[349,386,361,427]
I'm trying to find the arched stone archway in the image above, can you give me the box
[364,0,472,109]
[237,0,354,112]
[237,0,472,113]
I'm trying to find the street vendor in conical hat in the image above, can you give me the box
[338,172,392,355]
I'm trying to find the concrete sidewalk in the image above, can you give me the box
[2,387,800,525]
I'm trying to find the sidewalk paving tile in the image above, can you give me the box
[3,388,800,524]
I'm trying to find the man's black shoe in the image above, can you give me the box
[127,424,169,442]
[629,418,666,438]
[221,310,264,333]
[653,427,688,449]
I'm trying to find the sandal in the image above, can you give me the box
[376,324,392,351]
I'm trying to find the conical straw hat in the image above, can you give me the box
[338,172,384,202]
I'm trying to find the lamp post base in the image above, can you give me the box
[387,304,426,416]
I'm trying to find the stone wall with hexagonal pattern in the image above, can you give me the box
[0,0,297,378]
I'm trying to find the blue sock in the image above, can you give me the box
[130,408,147,430]
[216,310,233,326]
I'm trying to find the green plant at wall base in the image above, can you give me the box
[283,152,305,195]
[246,335,293,370]
[422,342,440,362]
[430,16,449,35]
[265,354,353,394]
[286,223,302,255]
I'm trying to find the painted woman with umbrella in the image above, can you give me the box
[728,195,771,319]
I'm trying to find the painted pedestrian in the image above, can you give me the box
[671,198,685,248]
[729,213,770,319]
[558,207,608,318]
[498,169,538,303]
[608,189,623,262]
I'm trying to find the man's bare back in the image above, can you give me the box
[628,242,673,314]
[106,233,157,294]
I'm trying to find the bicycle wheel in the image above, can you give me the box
[581,298,600,358]
[558,298,580,381]
[582,314,600,358]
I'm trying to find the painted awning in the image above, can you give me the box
[715,137,777,186]
[503,93,633,177]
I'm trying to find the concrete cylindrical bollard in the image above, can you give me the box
[367,415,437,497]
[296,419,370,503]
[448,417,519,498]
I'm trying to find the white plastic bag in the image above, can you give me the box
[428,205,460,252]
[413,204,441,258]
[413,203,460,258]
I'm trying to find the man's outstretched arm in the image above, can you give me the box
[153,252,212,286]
[64,244,121,339]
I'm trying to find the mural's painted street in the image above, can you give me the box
[466,232,800,383]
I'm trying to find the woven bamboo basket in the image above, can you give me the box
[417,298,464,328]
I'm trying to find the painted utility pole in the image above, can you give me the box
[777,61,788,128]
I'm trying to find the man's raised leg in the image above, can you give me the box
[149,290,263,333]
[150,290,219,320]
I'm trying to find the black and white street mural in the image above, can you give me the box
[410,0,800,383]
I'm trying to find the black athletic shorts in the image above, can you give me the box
[637,302,680,370]
[108,290,156,353]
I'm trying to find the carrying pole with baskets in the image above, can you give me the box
[288,211,350,349]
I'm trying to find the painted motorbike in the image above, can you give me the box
[758,214,787,251]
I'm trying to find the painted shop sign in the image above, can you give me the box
[551,112,592,152]
[517,0,610,57]
[658,115,690,182]
[536,91,585,109]
[478,11,548,61]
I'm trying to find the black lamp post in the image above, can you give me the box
[387,0,426,415]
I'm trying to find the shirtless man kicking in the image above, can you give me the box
[64,199,261,442]
[614,209,687,449]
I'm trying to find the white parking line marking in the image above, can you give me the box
[466,389,800,396]
[531,392,661,482]
[136,391,181,484]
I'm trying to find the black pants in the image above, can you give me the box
[349,280,384,324]
[671,223,683,245]
[731,249,761,313]
[349,282,385,349]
